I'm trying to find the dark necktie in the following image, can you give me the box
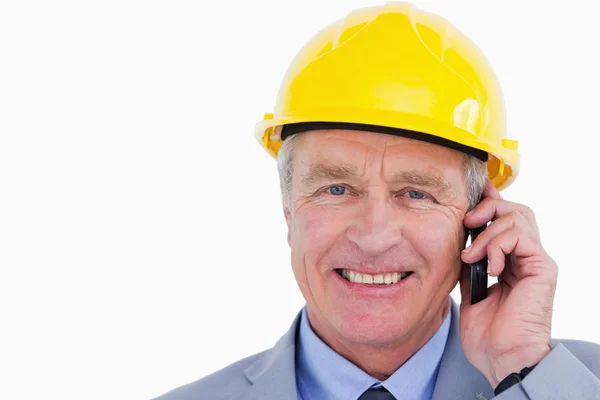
[357,387,397,400]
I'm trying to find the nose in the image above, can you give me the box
[346,193,403,256]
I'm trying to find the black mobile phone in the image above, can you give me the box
[468,225,488,304]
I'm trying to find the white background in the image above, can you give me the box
[1,1,599,399]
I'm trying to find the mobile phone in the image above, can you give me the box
[468,225,488,304]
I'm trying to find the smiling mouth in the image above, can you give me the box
[335,269,414,285]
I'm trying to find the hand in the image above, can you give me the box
[458,179,557,388]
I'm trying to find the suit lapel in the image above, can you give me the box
[234,312,301,400]
[432,299,495,400]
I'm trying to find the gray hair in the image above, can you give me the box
[277,132,487,211]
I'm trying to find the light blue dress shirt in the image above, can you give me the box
[295,306,451,400]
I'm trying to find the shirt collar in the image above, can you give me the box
[296,305,451,400]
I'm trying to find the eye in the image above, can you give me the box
[407,190,426,199]
[328,185,346,196]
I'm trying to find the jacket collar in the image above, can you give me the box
[431,299,494,400]
[238,313,301,400]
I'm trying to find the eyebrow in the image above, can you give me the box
[301,164,453,194]
[301,163,358,186]
[393,170,452,193]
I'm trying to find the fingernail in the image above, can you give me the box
[466,210,474,217]
[462,245,471,253]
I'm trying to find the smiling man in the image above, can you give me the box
[155,2,600,399]
[284,129,473,384]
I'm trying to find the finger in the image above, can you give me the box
[484,227,543,278]
[461,211,535,265]
[464,199,538,236]
[482,179,503,200]
[498,264,519,288]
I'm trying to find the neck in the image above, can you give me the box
[307,299,451,381]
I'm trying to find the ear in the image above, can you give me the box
[283,206,292,246]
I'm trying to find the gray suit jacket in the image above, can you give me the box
[154,299,600,399]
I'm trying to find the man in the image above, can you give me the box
[156,2,600,399]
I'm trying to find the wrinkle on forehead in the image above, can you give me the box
[295,129,464,188]
[379,137,390,181]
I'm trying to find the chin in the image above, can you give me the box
[330,303,421,346]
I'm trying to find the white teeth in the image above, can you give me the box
[341,269,411,285]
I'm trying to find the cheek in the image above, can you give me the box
[289,206,350,306]
[292,207,344,259]
[406,213,463,274]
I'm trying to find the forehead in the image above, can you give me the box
[292,129,465,175]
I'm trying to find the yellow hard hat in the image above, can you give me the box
[254,2,519,190]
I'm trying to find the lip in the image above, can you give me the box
[331,269,415,298]
[334,268,412,275]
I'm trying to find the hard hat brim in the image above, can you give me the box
[255,113,519,191]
